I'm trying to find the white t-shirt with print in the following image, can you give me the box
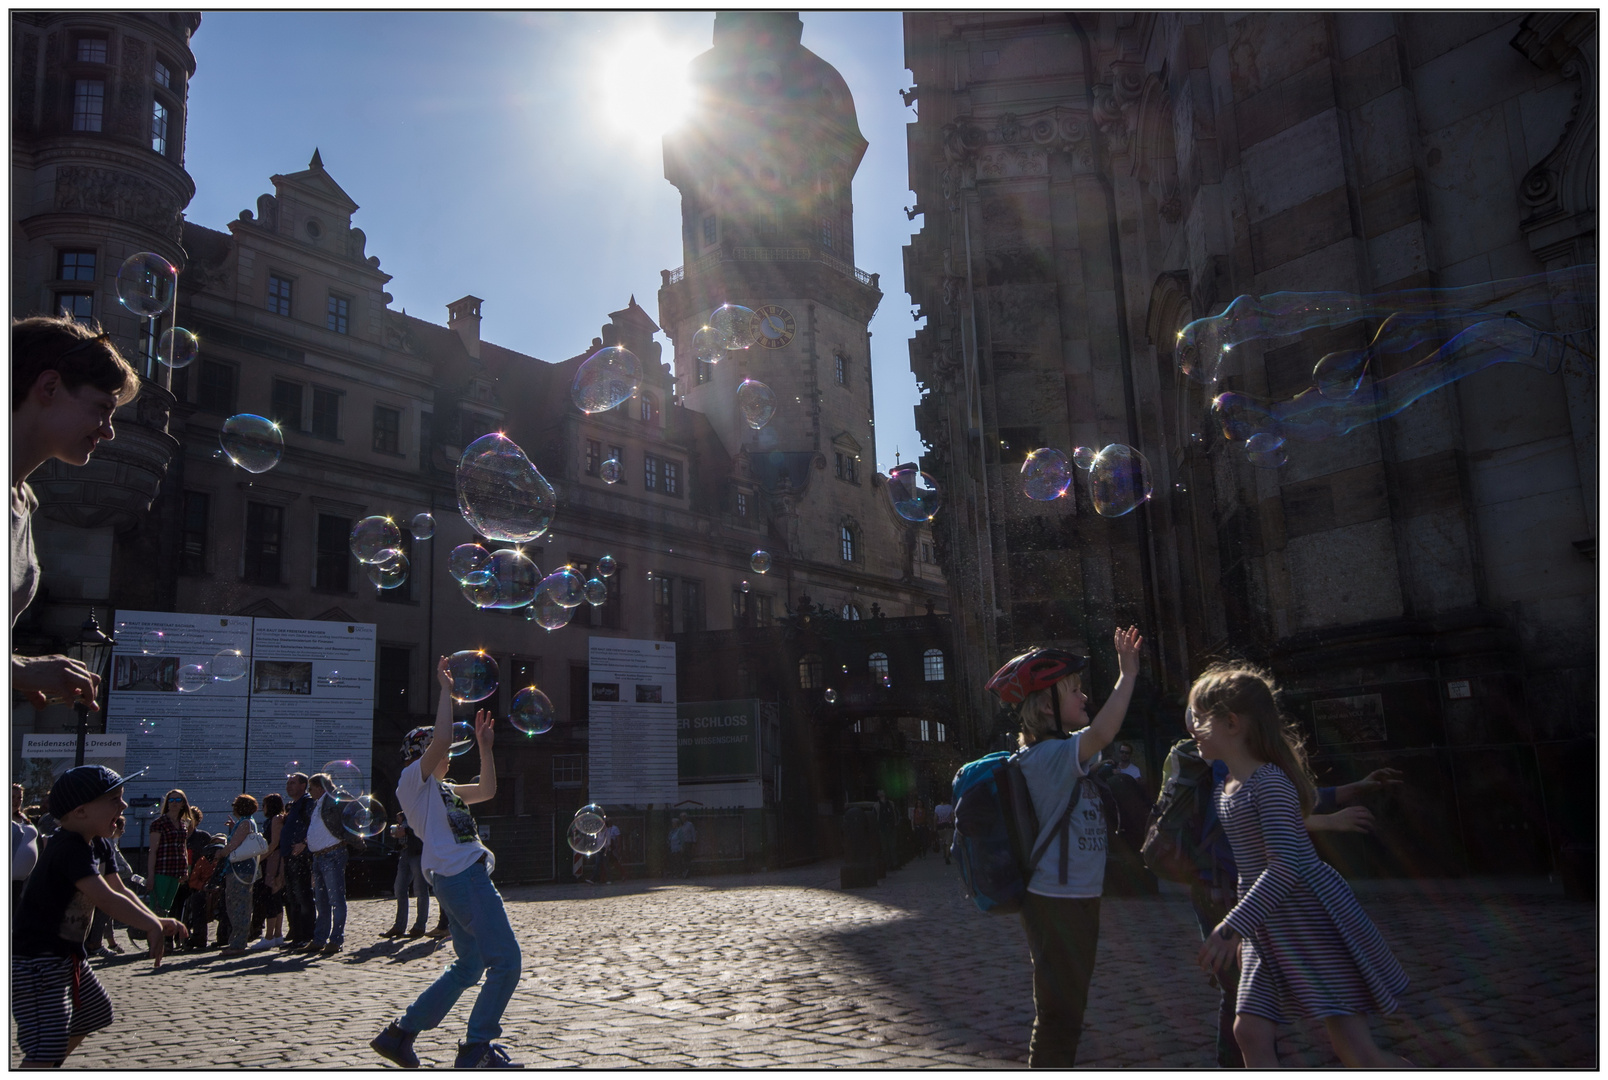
[396,759,492,880]
[1015,730,1106,899]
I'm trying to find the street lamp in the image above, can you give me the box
[67,608,115,767]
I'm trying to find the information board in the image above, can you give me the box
[587,637,678,806]
[677,699,760,781]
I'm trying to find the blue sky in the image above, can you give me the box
[184,11,927,474]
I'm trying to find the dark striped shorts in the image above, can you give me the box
[11,955,115,1064]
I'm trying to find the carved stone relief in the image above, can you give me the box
[54,165,182,239]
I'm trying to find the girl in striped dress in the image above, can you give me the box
[1190,664,1411,1068]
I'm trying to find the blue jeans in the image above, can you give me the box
[400,858,521,1044]
[311,846,348,947]
[393,852,430,931]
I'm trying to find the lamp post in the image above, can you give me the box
[67,608,115,767]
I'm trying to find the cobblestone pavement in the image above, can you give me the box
[14,854,1596,1068]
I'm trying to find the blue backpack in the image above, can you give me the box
[950,750,1081,915]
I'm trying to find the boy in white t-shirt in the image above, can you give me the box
[371,656,521,1069]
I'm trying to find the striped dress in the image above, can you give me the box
[1217,763,1409,1022]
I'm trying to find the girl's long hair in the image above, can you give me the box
[1190,662,1317,814]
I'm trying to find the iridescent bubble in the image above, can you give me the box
[583,577,607,607]
[284,759,305,779]
[1072,446,1097,471]
[1211,393,1280,443]
[527,597,573,631]
[824,689,839,704]
[321,759,365,800]
[461,548,539,609]
[737,379,776,429]
[510,687,555,736]
[1174,480,1189,494]
[573,804,606,835]
[176,663,210,693]
[1245,432,1289,469]
[456,432,557,543]
[342,795,387,839]
[750,550,772,574]
[710,304,760,351]
[540,566,586,608]
[1021,448,1073,501]
[1312,347,1370,400]
[887,463,942,522]
[568,818,606,856]
[211,649,247,683]
[220,414,284,474]
[596,554,617,578]
[693,325,724,364]
[449,543,492,585]
[600,457,623,484]
[141,630,167,655]
[1088,444,1154,518]
[447,651,498,703]
[410,513,436,540]
[572,346,643,414]
[115,251,176,318]
[349,516,400,564]
[367,549,409,590]
[448,720,475,758]
[158,327,198,369]
[740,580,751,593]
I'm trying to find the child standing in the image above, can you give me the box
[1190,663,1411,1067]
[12,765,187,1067]
[371,656,522,1069]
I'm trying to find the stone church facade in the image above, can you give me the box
[903,11,1595,883]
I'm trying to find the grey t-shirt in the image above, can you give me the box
[11,482,39,627]
[1015,730,1106,898]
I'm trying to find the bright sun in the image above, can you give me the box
[596,30,697,145]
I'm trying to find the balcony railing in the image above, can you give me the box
[664,247,878,290]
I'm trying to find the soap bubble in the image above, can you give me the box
[824,688,839,704]
[1088,444,1154,518]
[341,795,386,839]
[367,550,410,590]
[568,818,606,856]
[710,304,759,351]
[115,252,176,318]
[449,543,492,585]
[456,432,557,543]
[600,457,623,484]
[176,663,209,693]
[1211,392,1280,443]
[211,649,247,683]
[321,759,365,800]
[220,414,284,474]
[540,566,586,609]
[1245,432,1289,469]
[693,325,724,364]
[447,651,498,703]
[527,597,573,631]
[573,804,606,835]
[737,379,776,429]
[158,327,198,369]
[448,720,475,758]
[887,463,942,522]
[740,580,750,593]
[750,550,772,574]
[410,513,435,540]
[141,630,167,655]
[349,516,401,564]
[461,548,539,609]
[510,687,555,736]
[1313,347,1370,400]
[1021,448,1073,501]
[284,759,305,779]
[583,577,607,606]
[572,345,643,414]
[1072,446,1097,471]
[596,554,617,577]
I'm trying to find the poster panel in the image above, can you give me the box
[244,618,376,798]
[587,637,678,806]
[18,734,126,810]
[676,699,760,781]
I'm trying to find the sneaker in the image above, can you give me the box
[455,1042,522,1069]
[370,1022,420,1069]
[250,937,278,951]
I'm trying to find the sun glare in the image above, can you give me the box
[597,30,697,145]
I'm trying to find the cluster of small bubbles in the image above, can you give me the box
[1072,446,1097,471]
[600,457,623,484]
[367,550,410,590]
[447,651,498,703]
[321,759,365,800]
[710,304,759,350]
[527,596,573,631]
[220,414,284,474]
[887,463,942,522]
[116,252,177,318]
[568,818,606,856]
[461,548,539,609]
[456,433,557,543]
[1245,432,1289,469]
[583,577,607,607]
[349,516,401,564]
[737,379,776,429]
[158,327,199,369]
[1088,444,1155,518]
[141,630,167,655]
[410,513,435,540]
[1021,448,1074,501]
[449,543,492,585]
[211,649,248,683]
[692,325,724,364]
[448,720,476,758]
[510,687,555,735]
[750,550,772,574]
[824,689,839,704]
[740,580,751,594]
[176,664,210,693]
[342,794,387,839]
[596,554,617,577]
[539,566,586,609]
[573,804,606,835]
[571,346,643,414]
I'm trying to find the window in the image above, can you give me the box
[314,514,350,592]
[138,319,158,377]
[569,665,590,723]
[920,540,934,564]
[271,379,303,431]
[553,755,583,787]
[311,387,340,440]
[643,455,659,492]
[585,439,601,476]
[663,459,680,497]
[71,80,104,132]
[843,604,861,621]
[377,646,410,715]
[697,356,713,384]
[924,649,946,681]
[460,411,494,446]
[652,575,674,638]
[798,653,824,690]
[920,719,931,742]
[197,360,237,415]
[180,492,209,575]
[54,293,93,325]
[735,491,748,518]
[326,294,350,334]
[755,594,773,627]
[419,411,434,472]
[76,37,108,64]
[154,60,171,89]
[681,580,704,632]
[640,394,659,424]
[57,250,96,281]
[373,405,401,454]
[820,217,833,249]
[732,588,749,626]
[703,215,717,246]
[840,524,856,562]
[608,445,625,486]
[151,100,169,155]
[834,453,857,483]
[267,274,293,317]
[869,652,890,682]
[243,503,283,584]
[835,353,847,386]
[937,721,947,742]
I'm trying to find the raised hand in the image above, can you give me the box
[474,708,495,749]
[436,655,454,690]
[1113,625,1144,677]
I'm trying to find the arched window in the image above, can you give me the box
[842,604,861,621]
[798,653,823,690]
[869,652,890,682]
[840,524,855,562]
[923,649,946,681]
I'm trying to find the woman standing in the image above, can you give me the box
[218,794,261,957]
[251,793,288,949]
[146,789,193,918]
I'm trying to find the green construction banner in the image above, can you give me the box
[677,699,759,781]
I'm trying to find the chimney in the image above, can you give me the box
[447,295,483,359]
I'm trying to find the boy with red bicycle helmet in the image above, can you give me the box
[987,627,1144,1068]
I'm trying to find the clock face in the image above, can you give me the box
[754,304,796,349]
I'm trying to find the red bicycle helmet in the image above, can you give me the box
[986,647,1088,706]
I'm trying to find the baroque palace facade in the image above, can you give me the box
[902,12,1595,886]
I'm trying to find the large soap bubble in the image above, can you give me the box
[1245,432,1289,469]
[342,795,387,839]
[350,516,402,564]
[710,304,759,351]
[321,759,365,800]
[511,687,555,735]
[736,379,776,429]
[750,550,772,574]
[461,548,539,609]
[447,650,498,703]
[457,433,557,543]
[693,325,724,364]
[539,566,586,609]
[568,818,606,856]
[1021,448,1073,501]
[596,554,617,578]
[158,327,198,369]
[220,415,283,474]
[887,463,942,522]
[410,512,435,540]
[527,597,573,631]
[1087,444,1154,518]
[572,345,643,414]
[1211,393,1280,444]
[116,252,176,318]
[573,804,606,835]
[367,550,409,590]
[449,543,492,585]
[211,649,247,683]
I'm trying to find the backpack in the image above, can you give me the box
[1093,764,1153,852]
[1140,737,1221,883]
